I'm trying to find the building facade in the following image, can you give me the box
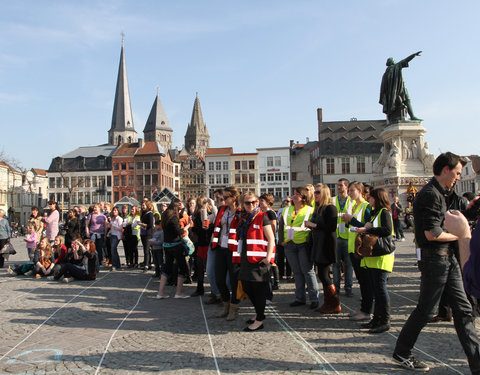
[257,147,291,202]
[205,147,233,197]
[20,168,48,225]
[179,151,206,201]
[289,140,317,188]
[230,153,258,194]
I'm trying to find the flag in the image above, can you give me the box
[152,187,158,197]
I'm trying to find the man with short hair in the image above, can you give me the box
[393,152,480,373]
[332,178,354,297]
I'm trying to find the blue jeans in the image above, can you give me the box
[206,246,220,295]
[285,242,319,303]
[395,253,480,373]
[333,237,353,293]
[110,235,121,269]
[91,233,104,273]
[367,267,389,306]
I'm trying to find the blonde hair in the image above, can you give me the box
[314,183,331,211]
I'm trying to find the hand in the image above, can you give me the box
[261,258,270,265]
[364,222,373,229]
[342,213,352,223]
[356,227,367,234]
[280,241,287,247]
[304,221,316,228]
[445,211,471,239]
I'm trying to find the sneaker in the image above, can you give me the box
[24,270,33,276]
[156,294,170,299]
[350,310,371,321]
[392,353,430,372]
[64,277,72,283]
[46,276,55,281]
[174,294,190,299]
[400,238,406,242]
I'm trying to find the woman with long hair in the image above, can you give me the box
[279,186,319,308]
[108,206,124,270]
[64,209,80,250]
[236,192,275,331]
[212,186,242,319]
[44,200,60,246]
[341,181,373,321]
[32,237,55,278]
[356,188,395,333]
[305,183,340,313]
[51,239,97,282]
[85,203,107,271]
[157,200,190,299]
[124,206,141,268]
[139,201,154,271]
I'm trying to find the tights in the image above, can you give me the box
[316,263,333,288]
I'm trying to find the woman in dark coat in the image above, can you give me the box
[305,183,340,314]
[64,209,80,250]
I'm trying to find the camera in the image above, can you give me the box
[463,197,480,222]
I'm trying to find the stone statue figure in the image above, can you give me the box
[379,51,423,123]
[386,141,400,170]
[411,139,419,159]
[373,146,386,173]
[402,140,409,161]
[421,141,435,172]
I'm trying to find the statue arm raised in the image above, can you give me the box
[405,51,422,64]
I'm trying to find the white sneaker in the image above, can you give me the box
[156,294,170,299]
[64,278,71,283]
[174,294,190,299]
[400,238,406,242]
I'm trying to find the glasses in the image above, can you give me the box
[222,196,230,200]
[314,191,321,195]
[244,201,257,205]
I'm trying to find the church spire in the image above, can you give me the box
[184,93,210,156]
[143,90,173,150]
[108,37,137,145]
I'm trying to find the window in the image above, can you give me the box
[235,161,240,170]
[121,175,126,186]
[326,158,335,174]
[152,161,158,170]
[341,157,350,174]
[260,174,266,182]
[78,192,84,204]
[223,174,229,184]
[249,160,255,169]
[128,162,134,170]
[107,176,112,187]
[242,174,248,184]
[114,175,120,186]
[274,156,281,166]
[223,161,228,170]
[208,174,215,184]
[71,177,77,187]
[136,162,143,170]
[49,178,55,188]
[144,161,151,170]
[121,163,126,170]
[242,160,248,170]
[235,174,241,184]
[56,177,62,188]
[114,163,119,171]
[137,176,143,186]
[267,173,274,182]
[249,174,255,183]
[99,158,105,168]
[275,173,282,181]
[85,176,91,187]
[144,175,151,186]
[327,183,336,197]
[92,176,97,187]
[99,176,106,187]
[114,192,119,202]
[152,174,158,185]
[190,159,196,169]
[267,157,273,167]
[291,172,297,181]
[283,173,289,181]
[128,175,134,186]
[216,174,222,184]
[215,161,221,170]
[208,162,214,171]
[356,156,366,174]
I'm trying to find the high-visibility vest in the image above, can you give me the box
[126,215,141,240]
[211,206,239,249]
[282,205,313,244]
[347,201,370,254]
[332,196,353,239]
[229,212,275,263]
[361,208,395,272]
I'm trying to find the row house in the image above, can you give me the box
[205,147,233,197]
[231,153,258,195]
[257,147,291,201]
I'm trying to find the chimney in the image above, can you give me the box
[317,107,323,144]
[138,138,144,148]
[306,137,310,143]
[289,140,294,148]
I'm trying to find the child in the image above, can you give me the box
[149,220,164,278]
[24,224,38,260]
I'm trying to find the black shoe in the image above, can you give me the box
[361,319,378,329]
[190,289,204,297]
[369,323,390,334]
[246,319,255,324]
[272,283,279,290]
[429,315,452,323]
[392,352,430,372]
[290,301,306,307]
[310,301,319,309]
[243,324,264,332]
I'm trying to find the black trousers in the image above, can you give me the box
[0,239,7,268]
[141,235,152,269]
[276,244,291,278]
[350,253,374,314]
[242,280,268,321]
[214,247,240,303]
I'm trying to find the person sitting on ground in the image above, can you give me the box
[32,237,55,278]
[51,235,68,276]
[50,239,97,282]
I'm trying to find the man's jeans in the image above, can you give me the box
[395,253,480,373]
[333,237,353,293]
[206,246,219,295]
[285,242,319,303]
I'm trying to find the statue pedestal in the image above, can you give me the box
[372,121,435,205]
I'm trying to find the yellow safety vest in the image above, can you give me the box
[332,196,353,239]
[361,208,395,272]
[347,201,369,254]
[282,205,313,244]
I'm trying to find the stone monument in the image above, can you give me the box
[372,52,435,204]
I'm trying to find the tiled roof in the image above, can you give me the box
[61,145,117,158]
[112,143,139,157]
[135,141,168,156]
[32,168,47,176]
[205,147,233,155]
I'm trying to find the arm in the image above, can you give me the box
[367,210,393,237]
[445,211,472,269]
[262,224,275,264]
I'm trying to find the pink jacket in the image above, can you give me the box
[45,210,59,241]
[25,231,38,248]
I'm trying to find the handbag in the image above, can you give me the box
[181,236,195,256]
[0,242,16,255]
[354,233,378,257]
[372,235,396,256]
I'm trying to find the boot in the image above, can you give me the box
[205,294,221,305]
[315,284,341,314]
[226,303,239,321]
[272,265,280,290]
[361,303,381,328]
[216,301,230,318]
[369,304,390,333]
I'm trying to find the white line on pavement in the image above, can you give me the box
[267,305,339,374]
[0,273,110,363]
[94,277,151,375]
[199,297,221,375]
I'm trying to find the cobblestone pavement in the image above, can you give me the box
[0,233,472,374]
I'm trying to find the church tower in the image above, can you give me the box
[108,38,137,146]
[184,93,210,156]
[143,92,173,150]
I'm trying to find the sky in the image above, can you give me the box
[1,0,479,170]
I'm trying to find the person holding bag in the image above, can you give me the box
[355,188,395,333]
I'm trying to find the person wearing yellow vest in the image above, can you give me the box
[236,192,276,331]
[356,188,395,334]
[341,181,373,321]
[332,178,354,297]
[305,183,340,314]
[279,187,319,308]
[123,206,141,268]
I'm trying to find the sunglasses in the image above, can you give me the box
[222,196,229,200]
[244,201,257,205]
[314,191,321,194]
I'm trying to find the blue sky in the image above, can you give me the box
[1,1,478,170]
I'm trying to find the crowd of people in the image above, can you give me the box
[2,150,480,372]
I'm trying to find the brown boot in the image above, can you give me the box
[315,284,341,314]
[226,303,239,321]
[216,301,230,318]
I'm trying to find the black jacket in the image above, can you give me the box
[310,204,337,265]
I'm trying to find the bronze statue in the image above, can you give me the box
[379,51,422,123]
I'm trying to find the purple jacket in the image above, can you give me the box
[463,220,480,298]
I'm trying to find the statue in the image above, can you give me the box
[386,141,400,170]
[379,51,423,123]
[411,139,419,159]
[402,140,409,161]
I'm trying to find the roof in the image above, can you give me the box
[319,119,386,156]
[143,94,172,133]
[290,141,318,156]
[61,145,117,158]
[205,147,233,155]
[114,196,140,207]
[32,168,47,176]
[135,141,168,156]
[0,162,19,172]
[231,153,258,156]
[112,142,139,157]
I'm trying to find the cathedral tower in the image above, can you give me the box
[184,93,210,156]
[143,92,173,150]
